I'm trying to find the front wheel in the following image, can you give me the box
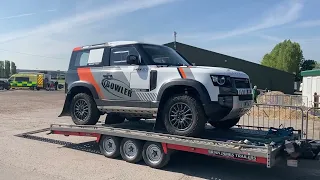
[162,94,207,137]
[70,93,100,125]
[209,117,240,130]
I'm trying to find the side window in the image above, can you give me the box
[74,48,105,67]
[15,77,29,82]
[110,46,140,66]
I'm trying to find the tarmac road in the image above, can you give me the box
[1,90,320,180]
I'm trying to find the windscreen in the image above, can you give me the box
[141,44,191,66]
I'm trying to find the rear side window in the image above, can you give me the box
[15,77,29,82]
[73,48,105,67]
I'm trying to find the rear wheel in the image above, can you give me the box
[0,85,4,90]
[70,93,100,125]
[162,94,207,137]
[209,117,240,130]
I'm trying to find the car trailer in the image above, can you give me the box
[49,122,320,169]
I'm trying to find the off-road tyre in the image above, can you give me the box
[209,117,240,130]
[70,93,100,125]
[105,113,125,124]
[162,94,207,137]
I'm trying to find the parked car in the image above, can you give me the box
[0,79,11,90]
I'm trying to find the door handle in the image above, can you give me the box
[103,74,113,79]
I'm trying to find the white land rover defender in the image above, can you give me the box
[59,41,253,137]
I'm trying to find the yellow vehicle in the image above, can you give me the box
[8,73,47,90]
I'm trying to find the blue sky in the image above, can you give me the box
[0,0,319,70]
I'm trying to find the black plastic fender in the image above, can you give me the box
[156,79,211,105]
[58,81,99,117]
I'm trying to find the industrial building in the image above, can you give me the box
[164,42,295,94]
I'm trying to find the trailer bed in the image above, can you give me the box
[50,120,302,168]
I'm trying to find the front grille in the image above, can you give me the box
[239,94,253,101]
[234,78,251,88]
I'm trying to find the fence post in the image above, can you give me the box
[314,92,319,108]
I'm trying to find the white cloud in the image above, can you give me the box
[180,0,304,41]
[294,19,320,28]
[0,9,57,21]
[0,0,177,70]
[255,33,320,44]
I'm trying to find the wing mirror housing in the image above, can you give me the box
[126,55,140,65]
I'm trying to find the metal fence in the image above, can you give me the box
[238,104,305,136]
[305,107,320,140]
[236,103,320,140]
[257,94,308,107]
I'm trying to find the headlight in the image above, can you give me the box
[211,75,231,87]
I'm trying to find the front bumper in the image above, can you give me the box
[203,95,253,122]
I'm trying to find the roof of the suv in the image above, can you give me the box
[73,41,160,51]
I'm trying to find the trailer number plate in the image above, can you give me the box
[208,150,257,161]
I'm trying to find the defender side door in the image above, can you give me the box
[100,45,151,106]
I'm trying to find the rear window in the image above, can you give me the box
[15,77,29,82]
[74,48,105,67]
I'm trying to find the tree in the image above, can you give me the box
[315,61,320,69]
[300,59,316,71]
[261,40,303,76]
[295,59,317,81]
[10,61,17,75]
[4,60,10,78]
[0,61,4,78]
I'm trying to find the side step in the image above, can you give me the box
[97,106,157,116]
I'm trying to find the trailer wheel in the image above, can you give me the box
[142,142,170,169]
[99,135,121,158]
[120,138,143,163]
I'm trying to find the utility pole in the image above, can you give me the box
[173,31,177,50]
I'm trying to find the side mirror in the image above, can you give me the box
[127,55,140,65]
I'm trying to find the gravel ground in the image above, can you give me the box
[1,90,320,180]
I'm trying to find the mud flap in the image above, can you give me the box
[153,115,166,131]
[58,94,72,117]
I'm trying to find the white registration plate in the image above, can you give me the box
[240,101,252,108]
[237,88,252,95]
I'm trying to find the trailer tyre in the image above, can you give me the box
[99,136,121,158]
[70,93,100,125]
[163,94,206,137]
[209,117,240,130]
[120,138,143,163]
[142,142,170,169]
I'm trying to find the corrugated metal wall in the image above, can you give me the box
[164,42,295,94]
